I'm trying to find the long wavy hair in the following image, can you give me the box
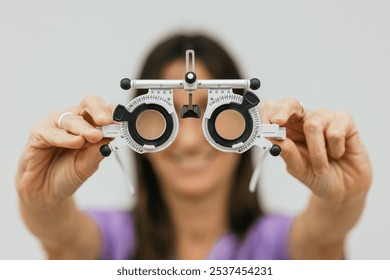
[132,34,263,259]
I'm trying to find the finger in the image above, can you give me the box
[77,95,112,126]
[33,122,86,149]
[259,100,274,124]
[269,97,306,126]
[73,140,111,183]
[57,113,104,144]
[303,110,330,176]
[109,103,117,116]
[275,138,308,181]
[325,111,353,159]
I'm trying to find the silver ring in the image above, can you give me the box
[57,112,73,129]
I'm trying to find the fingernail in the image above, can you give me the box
[271,114,287,124]
[90,128,103,135]
[275,114,286,121]
[97,112,110,122]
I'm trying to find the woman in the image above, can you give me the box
[15,34,372,260]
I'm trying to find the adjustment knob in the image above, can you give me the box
[184,72,197,84]
[120,78,131,90]
[100,144,112,157]
[250,78,261,90]
[269,144,282,156]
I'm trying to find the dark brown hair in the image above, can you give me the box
[132,34,263,259]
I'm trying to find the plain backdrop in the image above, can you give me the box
[1,0,389,259]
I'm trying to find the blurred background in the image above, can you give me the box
[1,0,389,259]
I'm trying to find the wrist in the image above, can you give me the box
[312,190,367,213]
[299,192,367,245]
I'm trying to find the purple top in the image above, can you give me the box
[86,210,294,260]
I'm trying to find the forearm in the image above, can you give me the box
[18,195,101,259]
[289,192,367,259]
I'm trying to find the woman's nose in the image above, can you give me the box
[173,117,206,153]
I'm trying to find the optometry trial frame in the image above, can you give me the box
[98,50,286,192]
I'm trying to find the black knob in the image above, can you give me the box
[250,78,261,90]
[269,144,282,156]
[120,78,131,90]
[184,72,197,84]
[100,145,112,157]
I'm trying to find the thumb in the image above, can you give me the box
[275,138,308,181]
[73,140,110,183]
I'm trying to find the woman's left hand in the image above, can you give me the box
[260,97,372,203]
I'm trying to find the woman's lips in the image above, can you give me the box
[169,153,216,174]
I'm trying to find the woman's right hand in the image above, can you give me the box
[15,95,114,205]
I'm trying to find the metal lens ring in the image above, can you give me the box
[107,89,179,154]
[202,89,262,153]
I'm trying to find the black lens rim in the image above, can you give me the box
[125,104,174,147]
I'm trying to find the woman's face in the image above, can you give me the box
[145,59,242,198]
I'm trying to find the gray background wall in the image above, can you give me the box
[1,0,389,259]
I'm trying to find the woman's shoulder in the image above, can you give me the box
[87,209,133,222]
[243,213,295,259]
[252,213,294,234]
[208,213,294,260]
[85,209,135,259]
